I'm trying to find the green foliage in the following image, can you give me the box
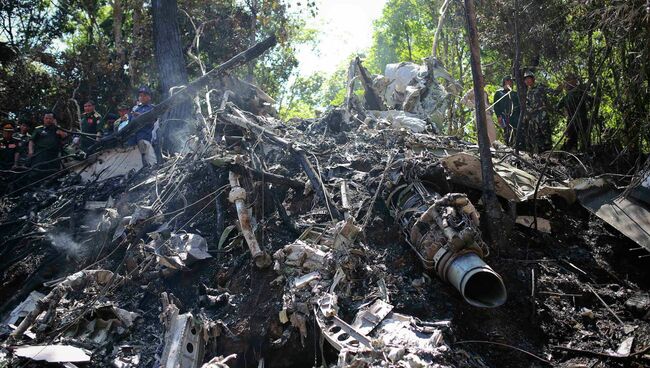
[366,0,436,73]
[0,0,315,127]
[279,72,325,119]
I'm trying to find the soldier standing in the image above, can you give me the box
[28,112,68,180]
[493,76,520,146]
[522,71,558,153]
[80,100,103,151]
[0,123,19,170]
[557,74,592,151]
[14,120,31,167]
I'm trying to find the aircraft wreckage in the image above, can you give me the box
[1,37,649,367]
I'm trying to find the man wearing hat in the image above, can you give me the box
[557,73,592,151]
[79,100,103,151]
[28,112,68,179]
[522,71,558,153]
[0,122,19,170]
[124,86,156,166]
[493,76,520,146]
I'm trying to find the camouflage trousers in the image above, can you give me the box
[523,110,552,153]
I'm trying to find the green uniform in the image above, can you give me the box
[0,137,18,170]
[557,84,592,151]
[13,132,30,166]
[80,111,103,150]
[30,124,64,176]
[493,88,520,146]
[523,84,556,153]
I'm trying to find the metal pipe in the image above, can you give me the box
[438,250,507,308]
[389,182,507,308]
[228,171,271,268]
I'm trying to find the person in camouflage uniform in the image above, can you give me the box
[522,71,558,153]
[493,76,520,146]
[13,120,31,167]
[557,74,593,152]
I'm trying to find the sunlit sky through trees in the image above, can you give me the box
[295,0,387,76]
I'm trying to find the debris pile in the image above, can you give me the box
[1,50,649,367]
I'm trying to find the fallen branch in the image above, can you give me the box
[586,284,624,325]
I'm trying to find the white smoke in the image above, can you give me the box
[48,232,87,260]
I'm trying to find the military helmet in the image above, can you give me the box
[523,70,535,79]
[502,75,513,84]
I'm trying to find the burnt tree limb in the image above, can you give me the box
[464,0,505,248]
[354,57,384,111]
[89,35,277,152]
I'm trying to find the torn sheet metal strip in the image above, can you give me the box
[442,152,575,203]
[314,308,371,352]
[576,184,650,253]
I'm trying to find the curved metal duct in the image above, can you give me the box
[388,181,507,308]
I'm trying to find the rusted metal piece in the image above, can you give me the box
[390,183,507,307]
[228,171,272,268]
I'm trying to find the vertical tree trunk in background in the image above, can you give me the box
[512,0,527,153]
[112,0,124,65]
[404,24,413,61]
[431,0,451,58]
[152,0,192,149]
[464,0,504,248]
[152,0,189,100]
[246,0,259,83]
[129,1,144,89]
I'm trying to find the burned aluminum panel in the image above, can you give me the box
[574,178,650,253]
[160,293,206,368]
[67,146,154,183]
[442,152,575,203]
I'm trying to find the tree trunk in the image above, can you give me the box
[246,0,259,83]
[129,0,144,88]
[112,0,124,65]
[463,0,504,248]
[404,24,413,61]
[152,0,193,150]
[431,0,451,58]
[513,0,527,152]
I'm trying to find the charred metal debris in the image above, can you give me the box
[1,48,650,368]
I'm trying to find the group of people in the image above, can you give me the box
[0,86,157,192]
[469,71,593,153]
